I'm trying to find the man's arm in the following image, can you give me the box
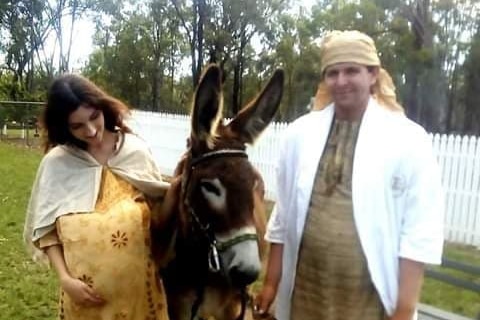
[254,243,284,314]
[391,258,425,320]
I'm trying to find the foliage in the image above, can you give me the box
[1,0,480,133]
[463,24,480,135]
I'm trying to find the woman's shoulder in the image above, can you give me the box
[123,131,147,144]
[122,132,150,152]
[40,145,72,165]
[34,145,81,180]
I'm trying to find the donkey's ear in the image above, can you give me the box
[191,64,223,144]
[228,69,284,143]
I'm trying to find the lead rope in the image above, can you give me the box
[236,288,249,320]
[190,284,205,320]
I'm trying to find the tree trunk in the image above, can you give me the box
[232,62,240,115]
[194,0,205,87]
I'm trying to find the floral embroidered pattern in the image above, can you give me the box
[146,262,158,318]
[59,290,65,319]
[114,312,127,320]
[78,274,94,288]
[111,230,128,248]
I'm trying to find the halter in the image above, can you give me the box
[183,148,252,267]
[181,148,258,320]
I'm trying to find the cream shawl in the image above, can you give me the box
[23,132,170,264]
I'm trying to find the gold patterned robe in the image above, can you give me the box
[54,169,169,320]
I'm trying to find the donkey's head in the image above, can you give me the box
[177,64,284,289]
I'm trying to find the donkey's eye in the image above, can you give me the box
[199,178,226,211]
[200,180,221,196]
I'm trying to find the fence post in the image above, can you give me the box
[21,122,25,139]
[2,124,6,137]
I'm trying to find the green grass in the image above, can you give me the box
[421,244,480,318]
[0,143,58,319]
[0,142,479,319]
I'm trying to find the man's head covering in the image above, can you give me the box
[313,30,403,112]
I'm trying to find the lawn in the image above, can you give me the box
[421,244,480,318]
[0,142,57,320]
[0,142,479,319]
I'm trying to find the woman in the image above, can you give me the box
[23,74,170,320]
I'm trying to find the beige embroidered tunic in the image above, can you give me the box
[49,169,169,320]
[290,119,385,320]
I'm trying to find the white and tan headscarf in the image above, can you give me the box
[313,30,403,112]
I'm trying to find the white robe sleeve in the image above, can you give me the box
[399,127,444,264]
[265,128,291,244]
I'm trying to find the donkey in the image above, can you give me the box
[153,64,283,320]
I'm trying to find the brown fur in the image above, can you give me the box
[152,64,283,320]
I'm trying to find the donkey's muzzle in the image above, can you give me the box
[229,264,260,287]
[222,238,261,287]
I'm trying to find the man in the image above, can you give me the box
[254,30,444,320]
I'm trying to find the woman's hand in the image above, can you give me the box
[60,276,106,307]
[43,244,105,307]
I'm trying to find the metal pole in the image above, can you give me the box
[26,105,30,146]
[0,101,44,105]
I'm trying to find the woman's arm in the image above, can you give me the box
[43,237,105,307]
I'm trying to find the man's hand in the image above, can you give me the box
[389,309,414,320]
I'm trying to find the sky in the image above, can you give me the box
[57,17,96,70]
[60,0,317,70]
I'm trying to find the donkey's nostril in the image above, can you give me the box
[229,266,259,287]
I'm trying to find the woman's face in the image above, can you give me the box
[68,104,105,148]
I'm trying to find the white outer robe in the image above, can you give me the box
[265,98,445,319]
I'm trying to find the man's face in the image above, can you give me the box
[324,62,378,114]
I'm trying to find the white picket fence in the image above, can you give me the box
[432,134,480,247]
[131,110,480,247]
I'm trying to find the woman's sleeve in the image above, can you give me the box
[37,228,61,249]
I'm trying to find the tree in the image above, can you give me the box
[148,0,184,111]
[205,0,286,114]
[463,25,480,135]
[171,0,207,88]
[434,0,479,132]
[263,12,321,121]
[2,0,47,99]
